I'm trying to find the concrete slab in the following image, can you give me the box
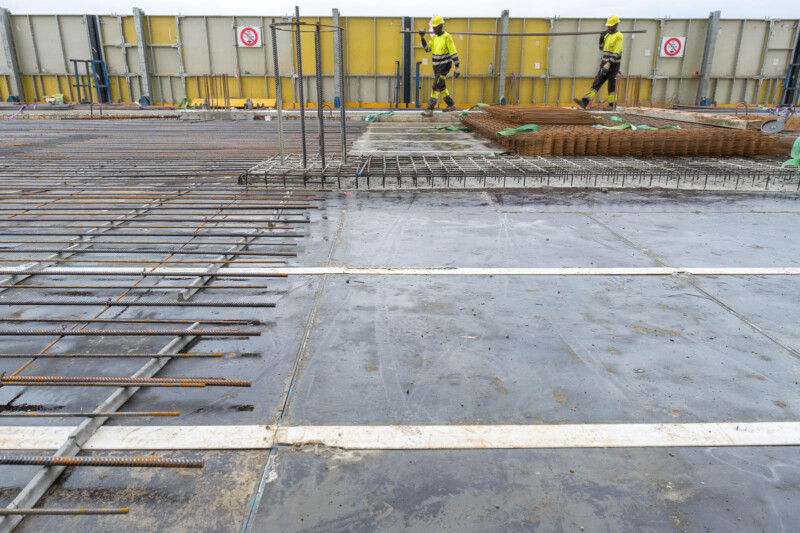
[3,185,800,532]
[351,123,501,156]
[251,446,800,532]
[284,274,800,426]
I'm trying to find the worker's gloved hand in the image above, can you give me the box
[454,68,461,78]
[419,29,426,37]
[601,62,611,74]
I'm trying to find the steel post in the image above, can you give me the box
[695,10,721,105]
[337,27,347,163]
[332,8,342,107]
[132,7,154,103]
[497,10,510,103]
[0,7,25,101]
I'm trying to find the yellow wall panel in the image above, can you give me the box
[40,76,60,98]
[344,18,376,75]
[375,17,402,75]
[149,16,177,45]
[0,76,9,101]
[241,76,268,99]
[122,16,137,44]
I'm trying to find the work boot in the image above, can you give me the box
[573,97,590,109]
[421,98,437,117]
[443,96,457,112]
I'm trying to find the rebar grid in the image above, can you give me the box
[0,127,325,526]
[242,153,798,191]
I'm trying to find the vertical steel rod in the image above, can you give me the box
[338,27,347,163]
[271,23,285,164]
[294,6,307,168]
[314,23,326,167]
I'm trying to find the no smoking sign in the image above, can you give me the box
[660,36,686,58]
[237,26,263,47]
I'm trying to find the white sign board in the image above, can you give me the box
[237,26,263,47]
[660,37,686,58]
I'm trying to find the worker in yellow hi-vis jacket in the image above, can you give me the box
[574,15,624,110]
[419,15,460,116]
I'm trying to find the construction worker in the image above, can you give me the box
[419,16,460,116]
[574,15,623,110]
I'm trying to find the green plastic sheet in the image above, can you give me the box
[496,124,540,136]
[782,136,800,175]
[365,110,393,122]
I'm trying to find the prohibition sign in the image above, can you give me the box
[663,37,682,57]
[240,27,259,46]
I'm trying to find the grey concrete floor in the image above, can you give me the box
[3,190,800,532]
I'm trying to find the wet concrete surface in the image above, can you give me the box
[3,190,800,531]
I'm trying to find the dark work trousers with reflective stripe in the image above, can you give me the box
[431,61,453,98]
[590,61,620,94]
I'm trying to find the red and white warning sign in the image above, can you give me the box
[237,26,263,47]
[660,37,686,58]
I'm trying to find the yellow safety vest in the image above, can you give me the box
[601,31,624,63]
[427,32,460,67]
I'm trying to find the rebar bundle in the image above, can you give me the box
[485,106,602,125]
[461,112,780,157]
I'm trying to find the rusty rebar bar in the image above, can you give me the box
[0,456,203,468]
[0,353,231,358]
[0,299,276,308]
[0,248,296,257]
[0,269,287,278]
[0,329,261,336]
[0,317,262,324]
[0,508,130,515]
[0,259,286,265]
[0,411,179,418]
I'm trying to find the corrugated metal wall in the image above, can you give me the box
[0,11,797,107]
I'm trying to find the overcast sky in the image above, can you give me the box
[1,0,797,18]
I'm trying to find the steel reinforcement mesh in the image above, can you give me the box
[461,112,781,157]
[485,106,602,125]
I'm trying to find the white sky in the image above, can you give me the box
[1,0,797,19]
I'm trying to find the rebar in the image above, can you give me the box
[1,248,296,257]
[0,508,130,516]
[0,259,285,265]
[0,217,306,223]
[0,231,307,237]
[0,240,295,246]
[271,23,286,164]
[295,6,307,168]
[0,353,230,358]
[315,22,326,167]
[0,329,261,336]
[1,375,250,387]
[0,412,179,418]
[0,456,204,468]
[0,299,276,307]
[0,268,288,278]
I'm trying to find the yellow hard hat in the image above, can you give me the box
[606,15,620,26]
[430,15,444,27]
